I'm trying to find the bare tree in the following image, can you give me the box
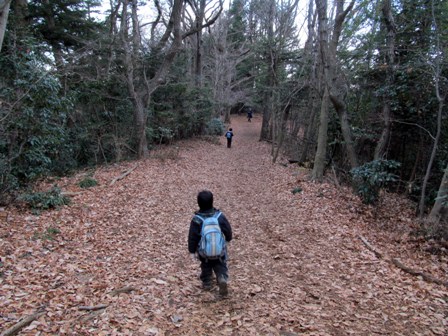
[204,3,253,123]
[420,0,446,219]
[259,0,276,141]
[255,0,301,142]
[374,0,396,160]
[312,0,356,181]
[312,0,330,180]
[298,0,319,164]
[184,0,223,88]
[328,0,357,168]
[1,0,28,52]
[0,0,12,52]
[119,0,184,158]
[117,0,224,158]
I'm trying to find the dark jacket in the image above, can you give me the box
[225,131,233,139]
[188,207,232,254]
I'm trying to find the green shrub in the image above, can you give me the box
[291,187,303,194]
[155,126,175,145]
[19,186,70,210]
[1,48,76,192]
[78,177,98,189]
[351,160,401,204]
[205,118,225,136]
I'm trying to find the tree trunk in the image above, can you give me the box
[105,2,121,78]
[313,0,357,179]
[299,94,318,164]
[260,92,273,141]
[312,85,329,181]
[374,103,392,160]
[330,94,358,168]
[194,0,206,88]
[429,164,448,223]
[5,0,28,50]
[120,0,148,159]
[419,96,443,216]
[0,0,11,52]
[260,0,276,141]
[374,0,396,160]
[273,104,290,163]
[312,0,329,180]
[299,0,318,164]
[419,0,445,217]
[327,0,357,170]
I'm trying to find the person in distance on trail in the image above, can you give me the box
[188,190,233,296]
[225,128,234,148]
[247,109,253,122]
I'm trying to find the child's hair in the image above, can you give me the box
[197,190,213,210]
[229,128,232,131]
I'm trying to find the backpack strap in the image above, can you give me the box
[195,214,205,222]
[195,211,221,223]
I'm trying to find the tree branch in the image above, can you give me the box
[182,0,223,39]
[78,304,108,311]
[109,164,138,186]
[0,311,45,336]
[359,235,448,288]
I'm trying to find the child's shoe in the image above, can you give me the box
[202,282,212,291]
[217,276,228,296]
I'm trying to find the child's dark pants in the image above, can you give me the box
[200,257,228,286]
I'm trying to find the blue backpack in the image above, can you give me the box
[196,211,226,259]
[225,131,232,139]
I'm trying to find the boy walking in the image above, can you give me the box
[225,128,234,148]
[247,109,253,122]
[188,190,232,296]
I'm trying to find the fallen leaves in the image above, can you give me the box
[0,116,447,335]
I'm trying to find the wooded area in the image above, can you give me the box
[0,1,447,228]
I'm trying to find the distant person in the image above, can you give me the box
[247,109,253,122]
[225,128,234,148]
[188,190,233,296]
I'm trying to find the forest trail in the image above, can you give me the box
[1,115,447,335]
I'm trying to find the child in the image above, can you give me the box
[225,128,234,148]
[188,190,232,296]
[247,109,253,122]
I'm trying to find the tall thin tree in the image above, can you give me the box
[0,0,11,52]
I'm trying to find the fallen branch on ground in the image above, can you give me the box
[78,304,108,311]
[61,191,83,197]
[359,235,383,258]
[1,311,45,336]
[109,286,136,296]
[359,235,448,288]
[391,258,448,287]
[109,165,138,186]
[78,309,103,323]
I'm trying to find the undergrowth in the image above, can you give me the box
[19,186,70,210]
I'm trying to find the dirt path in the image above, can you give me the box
[1,115,447,335]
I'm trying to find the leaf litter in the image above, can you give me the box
[0,115,447,335]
